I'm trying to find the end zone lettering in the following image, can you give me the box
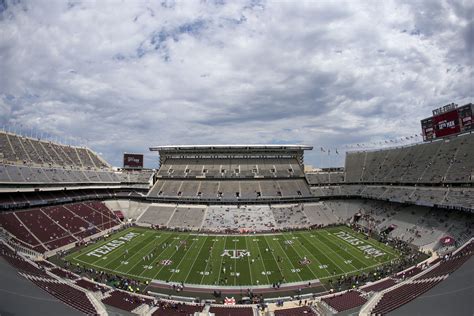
[87,232,139,258]
[334,231,385,258]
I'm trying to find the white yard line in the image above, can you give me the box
[167,236,199,281]
[293,233,336,277]
[312,230,360,271]
[243,237,254,286]
[148,235,193,280]
[298,231,355,272]
[180,236,207,283]
[199,237,219,284]
[131,234,183,276]
[279,234,319,280]
[216,236,227,285]
[263,236,290,279]
[254,236,271,285]
[74,257,146,280]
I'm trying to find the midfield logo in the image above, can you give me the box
[160,259,173,266]
[221,249,250,259]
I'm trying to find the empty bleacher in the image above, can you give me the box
[102,290,153,312]
[209,306,254,316]
[371,280,442,314]
[0,201,121,253]
[344,133,473,184]
[0,243,100,315]
[0,131,109,169]
[274,306,317,316]
[156,158,305,179]
[321,291,367,312]
[148,179,312,202]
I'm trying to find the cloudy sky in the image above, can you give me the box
[0,0,472,168]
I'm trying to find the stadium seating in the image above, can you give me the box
[75,279,110,293]
[167,205,206,229]
[0,131,109,169]
[148,179,311,201]
[371,280,442,315]
[272,204,310,228]
[1,242,100,314]
[364,240,473,314]
[0,201,120,253]
[0,188,137,210]
[156,158,304,179]
[0,163,121,184]
[417,243,473,279]
[202,205,276,231]
[101,290,153,312]
[50,267,79,280]
[274,306,317,316]
[344,133,473,184]
[360,278,397,292]
[152,302,204,315]
[116,169,154,184]
[0,243,49,276]
[321,291,367,312]
[209,306,254,316]
[26,276,99,315]
[310,185,474,211]
[306,171,345,185]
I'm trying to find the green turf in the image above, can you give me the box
[66,225,400,286]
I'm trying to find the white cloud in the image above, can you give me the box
[0,0,472,168]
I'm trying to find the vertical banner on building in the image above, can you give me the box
[458,103,473,132]
[421,117,435,141]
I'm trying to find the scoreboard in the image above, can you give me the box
[123,153,144,169]
[421,103,473,141]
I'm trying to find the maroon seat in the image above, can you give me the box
[361,278,397,292]
[418,248,473,280]
[152,302,204,315]
[102,291,153,312]
[274,306,317,316]
[209,306,254,316]
[322,291,367,312]
[0,201,120,253]
[0,212,39,246]
[35,260,54,268]
[0,244,48,277]
[394,266,423,279]
[29,278,98,315]
[75,279,109,293]
[50,267,78,280]
[372,280,441,314]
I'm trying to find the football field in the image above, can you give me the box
[66,225,400,286]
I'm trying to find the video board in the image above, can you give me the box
[421,103,473,141]
[123,153,144,169]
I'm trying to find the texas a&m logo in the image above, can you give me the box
[221,249,250,259]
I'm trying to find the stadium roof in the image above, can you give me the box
[149,144,313,151]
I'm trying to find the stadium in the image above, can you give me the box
[1,1,473,316]
[0,101,473,316]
